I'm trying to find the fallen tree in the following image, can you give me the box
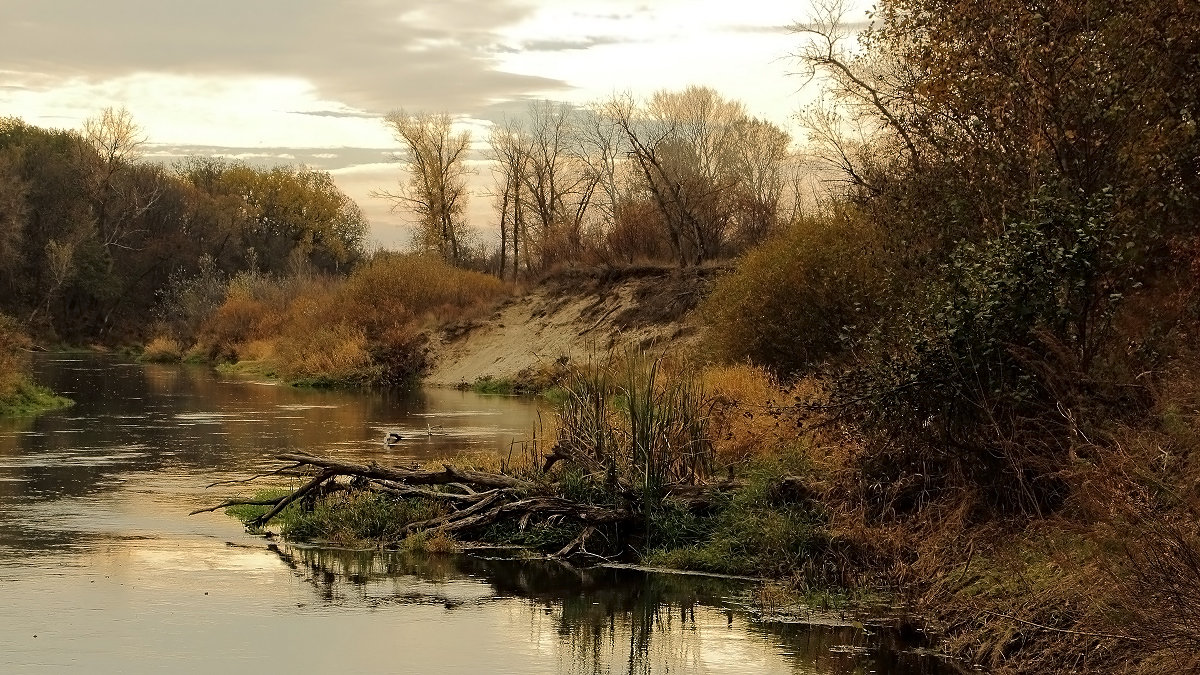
[194,451,767,557]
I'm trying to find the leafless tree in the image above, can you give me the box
[377,111,473,264]
[82,106,157,251]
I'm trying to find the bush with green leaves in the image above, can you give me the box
[839,191,1143,515]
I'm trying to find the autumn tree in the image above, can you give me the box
[217,164,367,274]
[600,87,792,266]
[379,111,473,264]
[787,0,1200,514]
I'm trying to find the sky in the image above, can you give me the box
[0,1,842,249]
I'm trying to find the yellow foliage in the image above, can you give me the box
[191,252,508,385]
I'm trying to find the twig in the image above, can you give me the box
[982,611,1143,642]
[189,496,287,515]
[207,463,304,488]
[250,468,337,528]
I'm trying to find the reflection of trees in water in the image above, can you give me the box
[4,354,542,503]
[277,546,957,675]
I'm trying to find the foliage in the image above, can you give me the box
[834,192,1144,516]
[702,210,888,377]
[554,352,715,502]
[645,452,832,578]
[0,115,367,345]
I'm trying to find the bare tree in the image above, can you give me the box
[82,106,156,251]
[727,116,792,246]
[600,87,786,266]
[377,111,473,264]
[487,119,528,279]
[574,107,627,232]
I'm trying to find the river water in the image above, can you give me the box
[0,354,957,674]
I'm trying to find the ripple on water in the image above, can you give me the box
[0,444,151,469]
[173,413,242,423]
[277,404,341,410]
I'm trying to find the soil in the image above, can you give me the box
[423,265,725,387]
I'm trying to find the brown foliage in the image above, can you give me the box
[194,252,506,385]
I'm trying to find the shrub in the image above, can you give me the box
[701,209,888,378]
[839,192,1144,517]
[140,335,183,363]
[189,251,508,386]
[645,451,833,578]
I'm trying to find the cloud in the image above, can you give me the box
[0,0,569,115]
[142,144,394,172]
[515,36,634,52]
[289,109,378,120]
[727,24,794,35]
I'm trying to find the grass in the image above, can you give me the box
[0,379,73,416]
[224,488,295,525]
[227,488,448,547]
[469,376,515,395]
[644,450,833,579]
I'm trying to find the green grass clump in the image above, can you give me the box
[282,491,445,547]
[470,376,515,395]
[645,452,831,578]
[0,380,73,416]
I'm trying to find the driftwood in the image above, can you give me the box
[200,450,802,557]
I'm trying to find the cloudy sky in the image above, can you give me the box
[0,1,834,248]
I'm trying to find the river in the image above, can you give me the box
[0,354,958,674]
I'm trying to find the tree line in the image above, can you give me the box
[381,86,803,276]
[0,111,367,342]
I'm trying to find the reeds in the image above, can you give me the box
[553,350,714,499]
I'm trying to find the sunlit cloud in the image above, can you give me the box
[0,0,867,248]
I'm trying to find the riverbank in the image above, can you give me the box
[214,338,1200,673]
[0,316,73,416]
[423,265,719,389]
[148,260,1193,672]
[0,378,72,416]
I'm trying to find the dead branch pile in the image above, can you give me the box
[195,451,756,556]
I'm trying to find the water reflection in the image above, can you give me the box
[0,354,542,509]
[0,355,958,674]
[275,547,958,675]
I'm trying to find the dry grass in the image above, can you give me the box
[140,335,183,362]
[191,252,509,385]
[703,364,786,467]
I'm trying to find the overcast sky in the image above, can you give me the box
[0,1,837,248]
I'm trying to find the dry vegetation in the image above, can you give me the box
[159,252,506,386]
[0,313,70,415]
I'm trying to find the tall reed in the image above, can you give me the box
[553,350,714,502]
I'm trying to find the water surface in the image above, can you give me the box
[0,354,956,674]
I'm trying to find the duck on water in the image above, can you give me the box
[383,424,445,446]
